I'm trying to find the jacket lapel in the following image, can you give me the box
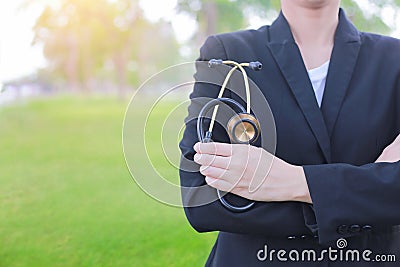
[321,10,361,136]
[266,12,332,162]
[266,9,361,163]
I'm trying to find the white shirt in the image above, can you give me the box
[307,60,330,108]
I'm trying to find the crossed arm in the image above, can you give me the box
[190,135,400,243]
[193,134,400,204]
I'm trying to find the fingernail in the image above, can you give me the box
[193,153,200,162]
[193,142,200,152]
[205,177,216,185]
[199,165,207,175]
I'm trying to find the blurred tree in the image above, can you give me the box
[177,0,396,46]
[177,0,277,44]
[28,0,399,95]
[32,0,179,96]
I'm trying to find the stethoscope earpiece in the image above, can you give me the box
[249,61,263,71]
[197,59,263,213]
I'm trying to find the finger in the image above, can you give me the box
[200,166,245,189]
[200,165,228,179]
[205,177,235,192]
[194,153,232,169]
[394,134,400,144]
[194,142,233,156]
[230,187,254,201]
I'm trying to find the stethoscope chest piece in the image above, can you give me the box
[227,113,260,144]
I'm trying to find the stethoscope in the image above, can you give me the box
[197,59,263,212]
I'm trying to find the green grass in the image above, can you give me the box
[0,96,216,267]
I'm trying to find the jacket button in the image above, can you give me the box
[337,224,348,234]
[300,235,309,239]
[362,225,373,232]
[287,236,296,240]
[350,224,361,233]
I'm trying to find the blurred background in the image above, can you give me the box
[0,0,399,266]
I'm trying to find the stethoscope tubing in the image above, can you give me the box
[197,97,256,212]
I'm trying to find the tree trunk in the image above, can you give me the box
[197,1,218,46]
[114,52,129,99]
[65,32,80,92]
[204,1,218,36]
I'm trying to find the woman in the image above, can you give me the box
[179,1,400,266]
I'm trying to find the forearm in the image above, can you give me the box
[180,138,313,237]
[303,161,400,244]
[181,169,313,237]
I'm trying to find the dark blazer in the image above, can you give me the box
[179,9,400,267]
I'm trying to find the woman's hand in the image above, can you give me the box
[193,142,312,203]
[376,134,400,163]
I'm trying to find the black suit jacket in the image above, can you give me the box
[179,9,400,267]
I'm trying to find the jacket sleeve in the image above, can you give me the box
[303,73,400,245]
[303,160,400,244]
[179,35,313,238]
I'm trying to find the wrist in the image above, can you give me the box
[291,165,312,203]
